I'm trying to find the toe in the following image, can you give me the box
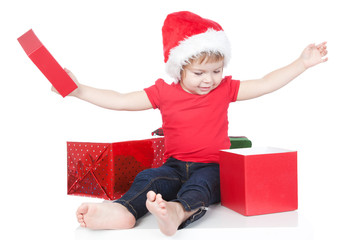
[77,203,89,215]
[158,202,166,209]
[147,191,157,201]
[77,214,84,223]
[156,194,164,204]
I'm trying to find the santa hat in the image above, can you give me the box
[162,11,231,82]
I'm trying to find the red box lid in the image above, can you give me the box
[18,29,78,97]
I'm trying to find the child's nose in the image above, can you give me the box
[203,74,213,84]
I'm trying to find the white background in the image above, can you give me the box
[1,0,359,239]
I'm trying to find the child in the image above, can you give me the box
[55,11,328,236]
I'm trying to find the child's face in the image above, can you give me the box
[180,60,224,95]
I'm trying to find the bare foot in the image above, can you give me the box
[76,202,135,230]
[145,191,197,236]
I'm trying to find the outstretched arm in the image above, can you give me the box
[52,69,153,111]
[237,42,328,101]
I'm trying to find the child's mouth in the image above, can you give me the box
[199,86,211,92]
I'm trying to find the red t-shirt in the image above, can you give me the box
[144,76,240,163]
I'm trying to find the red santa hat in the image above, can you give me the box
[162,11,231,82]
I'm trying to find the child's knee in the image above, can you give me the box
[134,168,157,181]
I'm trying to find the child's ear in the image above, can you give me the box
[180,69,186,80]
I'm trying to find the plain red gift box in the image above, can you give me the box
[219,147,298,216]
[18,29,78,97]
[67,138,165,200]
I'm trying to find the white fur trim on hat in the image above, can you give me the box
[165,29,231,83]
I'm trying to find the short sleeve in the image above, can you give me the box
[144,79,165,109]
[224,76,240,102]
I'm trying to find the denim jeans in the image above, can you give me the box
[113,157,220,229]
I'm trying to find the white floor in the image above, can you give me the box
[75,204,312,240]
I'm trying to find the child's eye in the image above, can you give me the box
[194,72,203,76]
[214,70,221,74]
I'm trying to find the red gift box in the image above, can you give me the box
[219,147,298,216]
[67,138,165,200]
[18,29,78,97]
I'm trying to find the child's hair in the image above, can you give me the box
[180,51,225,80]
[188,51,225,65]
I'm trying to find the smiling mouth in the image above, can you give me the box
[199,86,211,91]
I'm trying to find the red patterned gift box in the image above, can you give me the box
[67,138,165,200]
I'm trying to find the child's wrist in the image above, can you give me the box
[68,84,82,98]
[295,57,308,72]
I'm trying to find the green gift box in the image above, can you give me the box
[230,136,252,149]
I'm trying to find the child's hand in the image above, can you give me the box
[51,68,80,97]
[300,42,328,69]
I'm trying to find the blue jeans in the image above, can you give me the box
[113,157,220,229]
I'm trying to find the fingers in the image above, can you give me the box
[318,42,328,59]
[317,42,327,51]
[316,41,327,49]
[64,67,80,86]
[321,50,328,57]
[316,41,327,51]
[321,57,328,63]
[312,41,328,63]
[51,85,59,95]
[64,68,75,79]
